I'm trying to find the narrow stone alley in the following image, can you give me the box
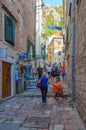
[0,0,86,129]
[0,83,85,130]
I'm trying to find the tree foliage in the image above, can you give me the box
[42,6,63,40]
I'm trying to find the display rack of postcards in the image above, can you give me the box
[23,65,38,89]
[27,77,37,89]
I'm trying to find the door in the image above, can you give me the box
[2,62,11,98]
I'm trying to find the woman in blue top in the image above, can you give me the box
[40,72,48,104]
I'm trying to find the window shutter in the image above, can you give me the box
[5,14,12,42]
[32,45,35,58]
[58,51,61,55]
[12,19,15,44]
[4,14,15,45]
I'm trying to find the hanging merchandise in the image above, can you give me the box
[15,64,25,93]
[23,66,28,90]
[48,26,62,31]
[15,66,19,82]
[25,64,38,89]
[15,66,19,93]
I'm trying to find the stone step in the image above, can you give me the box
[16,93,70,98]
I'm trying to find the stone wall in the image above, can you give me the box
[0,0,35,52]
[64,0,86,127]
[75,1,86,127]
[0,0,35,98]
[64,0,72,90]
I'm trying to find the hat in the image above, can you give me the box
[43,72,46,75]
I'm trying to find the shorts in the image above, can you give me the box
[62,72,66,78]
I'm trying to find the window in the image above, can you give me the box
[9,0,14,4]
[62,47,65,53]
[77,0,81,12]
[66,26,69,41]
[58,41,61,45]
[77,0,80,5]
[58,51,61,55]
[69,3,72,22]
[4,14,15,45]
[32,45,35,58]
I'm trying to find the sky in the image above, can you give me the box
[43,0,63,6]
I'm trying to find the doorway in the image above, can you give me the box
[2,61,11,98]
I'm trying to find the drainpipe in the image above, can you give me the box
[71,0,75,101]
[34,0,37,68]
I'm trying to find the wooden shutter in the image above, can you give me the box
[12,18,15,44]
[4,14,15,45]
[32,45,35,58]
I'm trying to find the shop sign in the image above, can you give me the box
[18,53,29,60]
[0,48,7,58]
[36,55,42,59]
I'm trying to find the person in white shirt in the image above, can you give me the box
[46,65,51,76]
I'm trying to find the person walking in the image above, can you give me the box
[46,65,51,78]
[40,72,49,104]
[52,77,63,99]
[61,66,66,82]
[55,66,60,79]
[51,67,55,83]
[37,65,43,79]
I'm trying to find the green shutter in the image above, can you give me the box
[32,45,35,58]
[12,19,15,44]
[5,14,12,42]
[4,14,15,45]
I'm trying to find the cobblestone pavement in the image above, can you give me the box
[0,82,85,130]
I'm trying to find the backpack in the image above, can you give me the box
[55,69,60,76]
[38,68,42,74]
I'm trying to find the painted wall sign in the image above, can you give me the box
[0,48,7,58]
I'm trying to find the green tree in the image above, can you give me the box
[42,6,63,40]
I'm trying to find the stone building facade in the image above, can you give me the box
[63,0,86,127]
[47,36,65,67]
[64,0,72,90]
[75,1,86,127]
[0,0,35,98]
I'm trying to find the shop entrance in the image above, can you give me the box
[2,61,11,98]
